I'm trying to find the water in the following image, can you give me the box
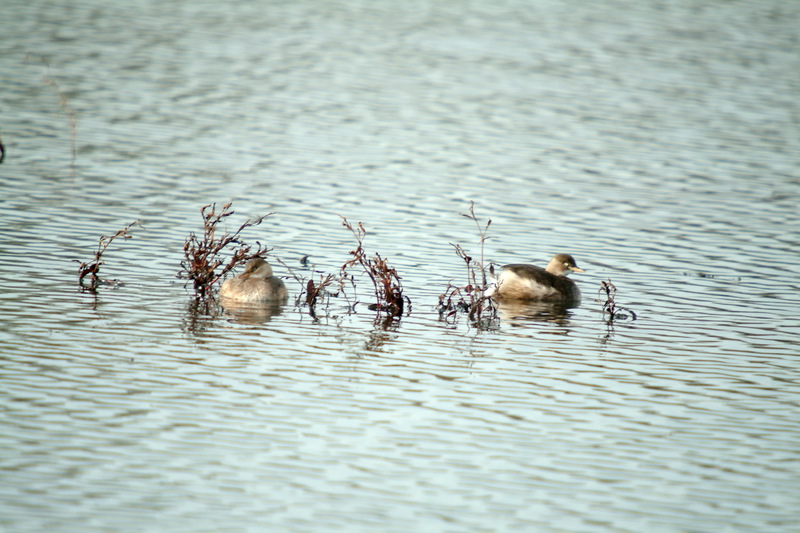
[1,1,799,531]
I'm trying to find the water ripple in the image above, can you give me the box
[2,0,799,531]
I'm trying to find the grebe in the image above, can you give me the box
[219,258,288,303]
[487,253,584,302]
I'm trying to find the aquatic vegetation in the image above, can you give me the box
[304,274,336,308]
[178,202,271,299]
[302,271,353,315]
[437,202,497,327]
[271,256,353,319]
[75,220,141,290]
[598,279,637,322]
[340,216,409,318]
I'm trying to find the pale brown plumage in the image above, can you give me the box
[219,258,288,303]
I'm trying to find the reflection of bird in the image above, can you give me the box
[487,253,584,302]
[219,258,288,303]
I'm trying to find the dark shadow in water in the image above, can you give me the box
[496,300,578,327]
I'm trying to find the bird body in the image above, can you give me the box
[488,253,583,302]
[219,258,288,303]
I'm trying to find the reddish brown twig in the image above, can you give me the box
[340,216,409,317]
[437,203,497,327]
[271,256,353,319]
[177,202,272,298]
[75,220,142,290]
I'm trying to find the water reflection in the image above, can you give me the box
[361,315,401,354]
[220,300,286,325]
[181,297,223,338]
[2,0,798,531]
[496,299,578,327]
[598,314,638,345]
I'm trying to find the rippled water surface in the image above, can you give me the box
[2,1,799,531]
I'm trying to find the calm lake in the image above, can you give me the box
[1,1,798,531]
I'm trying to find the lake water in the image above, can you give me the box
[1,1,799,531]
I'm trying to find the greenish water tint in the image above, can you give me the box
[1,1,798,531]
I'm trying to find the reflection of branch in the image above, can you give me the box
[26,54,77,163]
[75,220,142,291]
[182,296,222,339]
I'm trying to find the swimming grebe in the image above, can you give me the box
[487,253,584,302]
[219,258,288,303]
